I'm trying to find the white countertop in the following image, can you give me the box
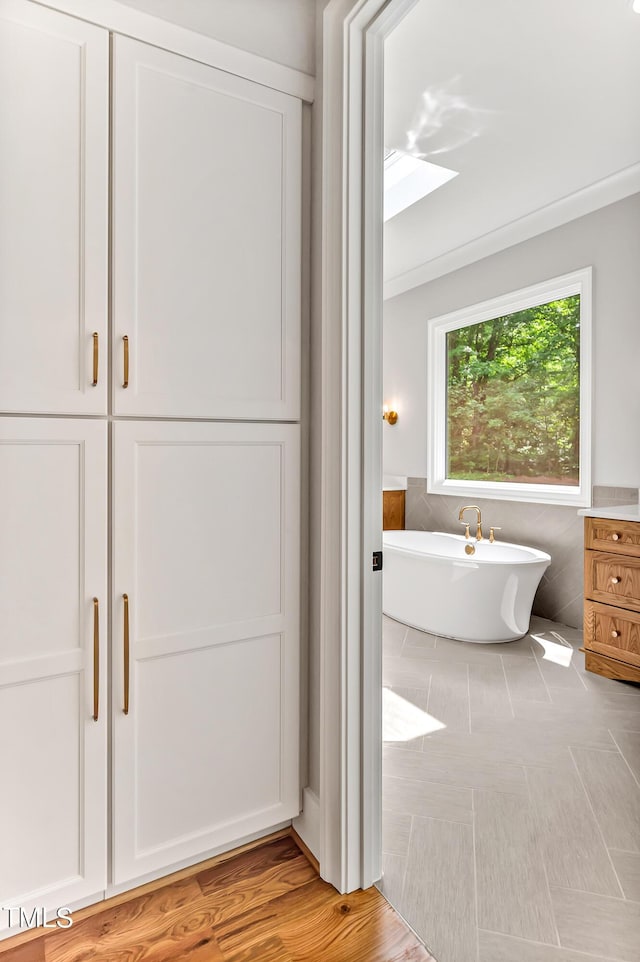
[383,474,407,492]
[578,504,640,522]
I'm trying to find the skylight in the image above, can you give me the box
[384,149,458,221]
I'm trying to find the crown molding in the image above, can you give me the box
[28,0,315,102]
[383,163,640,300]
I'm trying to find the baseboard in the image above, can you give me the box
[292,787,320,863]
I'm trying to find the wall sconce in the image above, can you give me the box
[382,404,398,425]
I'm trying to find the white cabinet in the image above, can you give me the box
[0,0,108,415]
[0,418,108,913]
[112,37,302,420]
[111,421,300,882]
[0,0,302,928]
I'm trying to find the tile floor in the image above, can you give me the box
[379,614,640,962]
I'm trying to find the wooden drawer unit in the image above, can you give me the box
[584,650,640,683]
[383,490,405,530]
[585,517,640,557]
[583,516,640,682]
[585,551,640,611]
[584,600,640,669]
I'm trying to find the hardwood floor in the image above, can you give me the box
[0,834,432,962]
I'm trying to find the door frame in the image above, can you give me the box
[316,0,421,893]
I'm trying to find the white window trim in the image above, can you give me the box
[427,267,593,507]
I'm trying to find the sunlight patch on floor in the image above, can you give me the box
[383,687,446,741]
[531,631,574,667]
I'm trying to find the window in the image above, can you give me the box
[427,268,591,505]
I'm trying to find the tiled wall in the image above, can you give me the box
[404,480,639,629]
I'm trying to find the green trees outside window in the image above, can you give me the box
[446,295,580,486]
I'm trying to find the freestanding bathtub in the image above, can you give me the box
[382,530,551,643]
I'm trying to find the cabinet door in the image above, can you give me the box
[0,1,108,415]
[112,36,301,420]
[0,418,107,926]
[112,421,300,883]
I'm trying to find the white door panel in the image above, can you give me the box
[0,418,107,924]
[112,36,301,420]
[1,674,83,896]
[134,442,283,638]
[112,420,300,883]
[134,634,283,853]
[0,1,108,414]
[0,441,82,661]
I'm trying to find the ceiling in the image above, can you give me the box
[384,0,640,294]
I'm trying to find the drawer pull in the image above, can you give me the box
[92,332,99,386]
[93,598,99,721]
[123,593,130,715]
[123,335,129,389]
[612,629,621,638]
[611,532,621,541]
[611,576,621,585]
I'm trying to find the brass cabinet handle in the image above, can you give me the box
[123,593,130,715]
[93,598,99,721]
[92,332,99,386]
[123,335,129,389]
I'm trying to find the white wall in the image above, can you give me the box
[116,0,316,75]
[383,192,640,489]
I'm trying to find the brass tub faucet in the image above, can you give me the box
[459,505,483,541]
